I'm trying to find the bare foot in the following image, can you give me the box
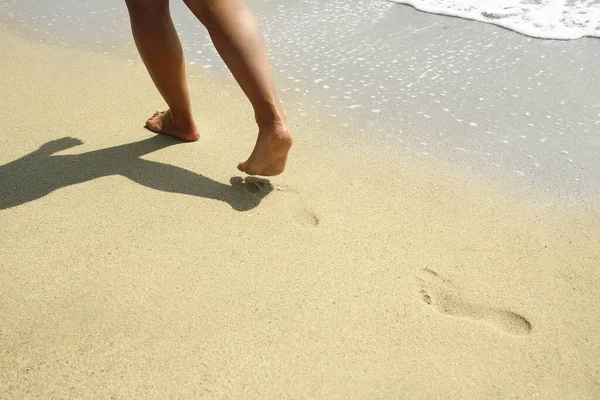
[145,109,200,142]
[238,120,293,176]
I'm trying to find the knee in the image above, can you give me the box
[125,0,169,14]
[183,0,222,25]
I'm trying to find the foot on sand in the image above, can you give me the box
[415,269,532,336]
[238,120,293,176]
[145,109,200,142]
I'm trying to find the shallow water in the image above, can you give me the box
[1,0,599,206]
[391,0,600,40]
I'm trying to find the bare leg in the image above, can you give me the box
[184,0,292,176]
[125,0,200,142]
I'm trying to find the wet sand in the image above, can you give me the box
[1,26,599,399]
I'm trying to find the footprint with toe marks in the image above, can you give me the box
[228,176,274,211]
[415,269,532,336]
[242,176,274,194]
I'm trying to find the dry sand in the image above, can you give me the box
[1,29,599,399]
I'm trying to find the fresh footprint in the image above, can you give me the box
[415,269,532,336]
[243,176,273,194]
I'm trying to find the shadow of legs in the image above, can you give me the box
[0,136,272,211]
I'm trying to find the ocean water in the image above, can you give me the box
[391,0,600,39]
[391,0,600,40]
[1,0,599,205]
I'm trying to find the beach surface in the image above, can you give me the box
[1,14,599,400]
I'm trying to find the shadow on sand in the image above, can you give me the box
[0,136,273,212]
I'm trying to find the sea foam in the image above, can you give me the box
[390,0,600,39]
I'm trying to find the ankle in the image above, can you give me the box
[169,109,195,129]
[255,103,286,130]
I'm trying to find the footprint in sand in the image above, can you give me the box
[228,176,274,211]
[230,178,320,226]
[242,176,273,194]
[274,184,320,228]
[295,208,320,227]
[415,269,532,336]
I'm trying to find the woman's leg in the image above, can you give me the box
[184,0,292,176]
[125,0,200,142]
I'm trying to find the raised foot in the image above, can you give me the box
[145,109,200,142]
[238,122,293,177]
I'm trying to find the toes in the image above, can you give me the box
[145,120,160,132]
[146,111,166,130]
[238,162,259,175]
[149,110,165,121]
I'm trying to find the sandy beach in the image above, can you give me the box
[1,9,599,399]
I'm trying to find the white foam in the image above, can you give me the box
[390,0,600,39]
